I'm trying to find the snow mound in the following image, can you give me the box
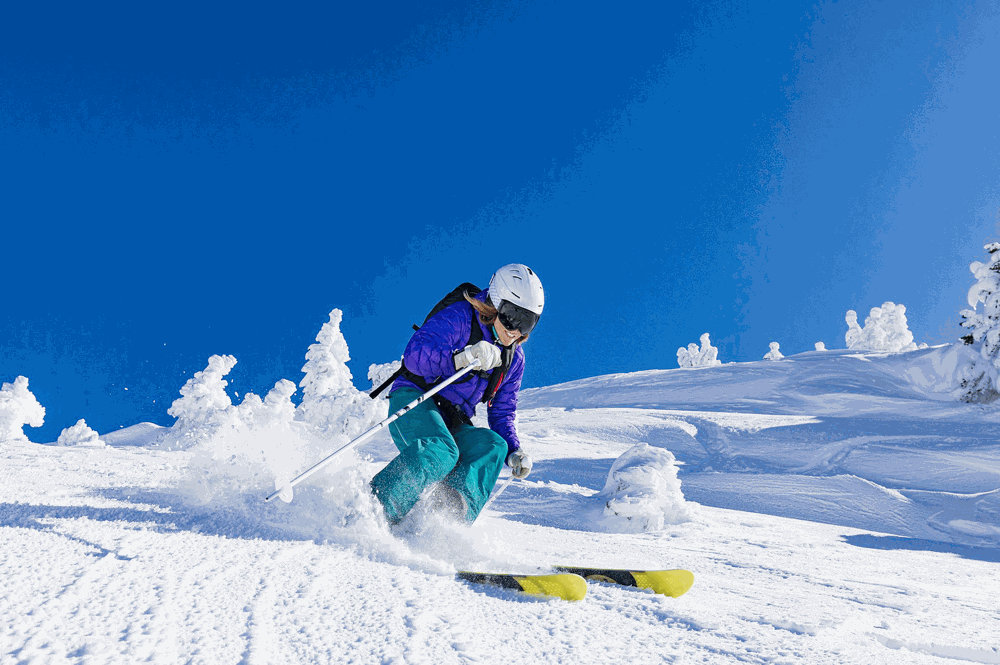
[101,422,168,446]
[0,376,45,443]
[887,342,978,398]
[845,302,918,353]
[55,418,104,447]
[677,332,722,368]
[595,443,693,533]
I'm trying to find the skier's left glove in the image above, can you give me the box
[507,450,532,479]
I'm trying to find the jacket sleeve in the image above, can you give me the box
[402,302,474,381]
[488,347,524,458]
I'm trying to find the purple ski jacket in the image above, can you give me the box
[391,289,524,457]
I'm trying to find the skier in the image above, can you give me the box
[369,263,544,525]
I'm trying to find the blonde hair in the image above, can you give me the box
[464,291,530,345]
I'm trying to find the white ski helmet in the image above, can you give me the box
[488,263,544,334]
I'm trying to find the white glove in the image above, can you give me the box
[507,450,532,479]
[453,340,502,371]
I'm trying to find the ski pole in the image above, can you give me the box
[265,359,482,503]
[481,474,516,513]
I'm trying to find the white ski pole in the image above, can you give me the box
[265,359,482,503]
[481,474,516,513]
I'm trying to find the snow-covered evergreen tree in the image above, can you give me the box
[815,341,827,351]
[955,243,1000,402]
[296,309,384,438]
[844,302,918,353]
[764,342,784,360]
[0,376,45,443]
[56,419,104,447]
[677,333,722,368]
[167,354,238,433]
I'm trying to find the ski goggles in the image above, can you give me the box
[497,299,540,335]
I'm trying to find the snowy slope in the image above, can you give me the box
[2,346,1000,664]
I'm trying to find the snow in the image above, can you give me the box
[2,334,1000,663]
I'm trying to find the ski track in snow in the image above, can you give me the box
[3,347,1000,664]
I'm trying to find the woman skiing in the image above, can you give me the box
[369,263,544,525]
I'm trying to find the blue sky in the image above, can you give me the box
[2,0,998,441]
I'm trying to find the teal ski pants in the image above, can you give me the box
[369,387,508,524]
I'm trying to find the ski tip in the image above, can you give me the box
[633,569,695,598]
[553,566,695,598]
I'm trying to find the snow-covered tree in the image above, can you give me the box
[815,342,827,351]
[296,309,383,438]
[763,342,784,360]
[955,243,1000,402]
[167,354,238,432]
[0,376,45,443]
[677,333,722,368]
[368,360,402,399]
[844,302,918,353]
[165,355,302,450]
[235,379,297,428]
[56,419,104,447]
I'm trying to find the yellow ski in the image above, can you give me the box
[456,571,588,601]
[554,567,695,598]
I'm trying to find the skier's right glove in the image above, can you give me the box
[453,340,502,371]
[507,450,532,479]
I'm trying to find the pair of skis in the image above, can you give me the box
[455,567,694,602]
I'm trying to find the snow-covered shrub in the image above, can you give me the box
[764,342,784,360]
[368,359,402,398]
[815,342,827,351]
[955,243,1000,402]
[845,302,918,353]
[0,376,45,443]
[595,443,692,533]
[56,419,104,447]
[296,309,384,437]
[677,333,722,368]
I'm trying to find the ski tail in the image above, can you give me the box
[456,572,587,602]
[554,567,694,598]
